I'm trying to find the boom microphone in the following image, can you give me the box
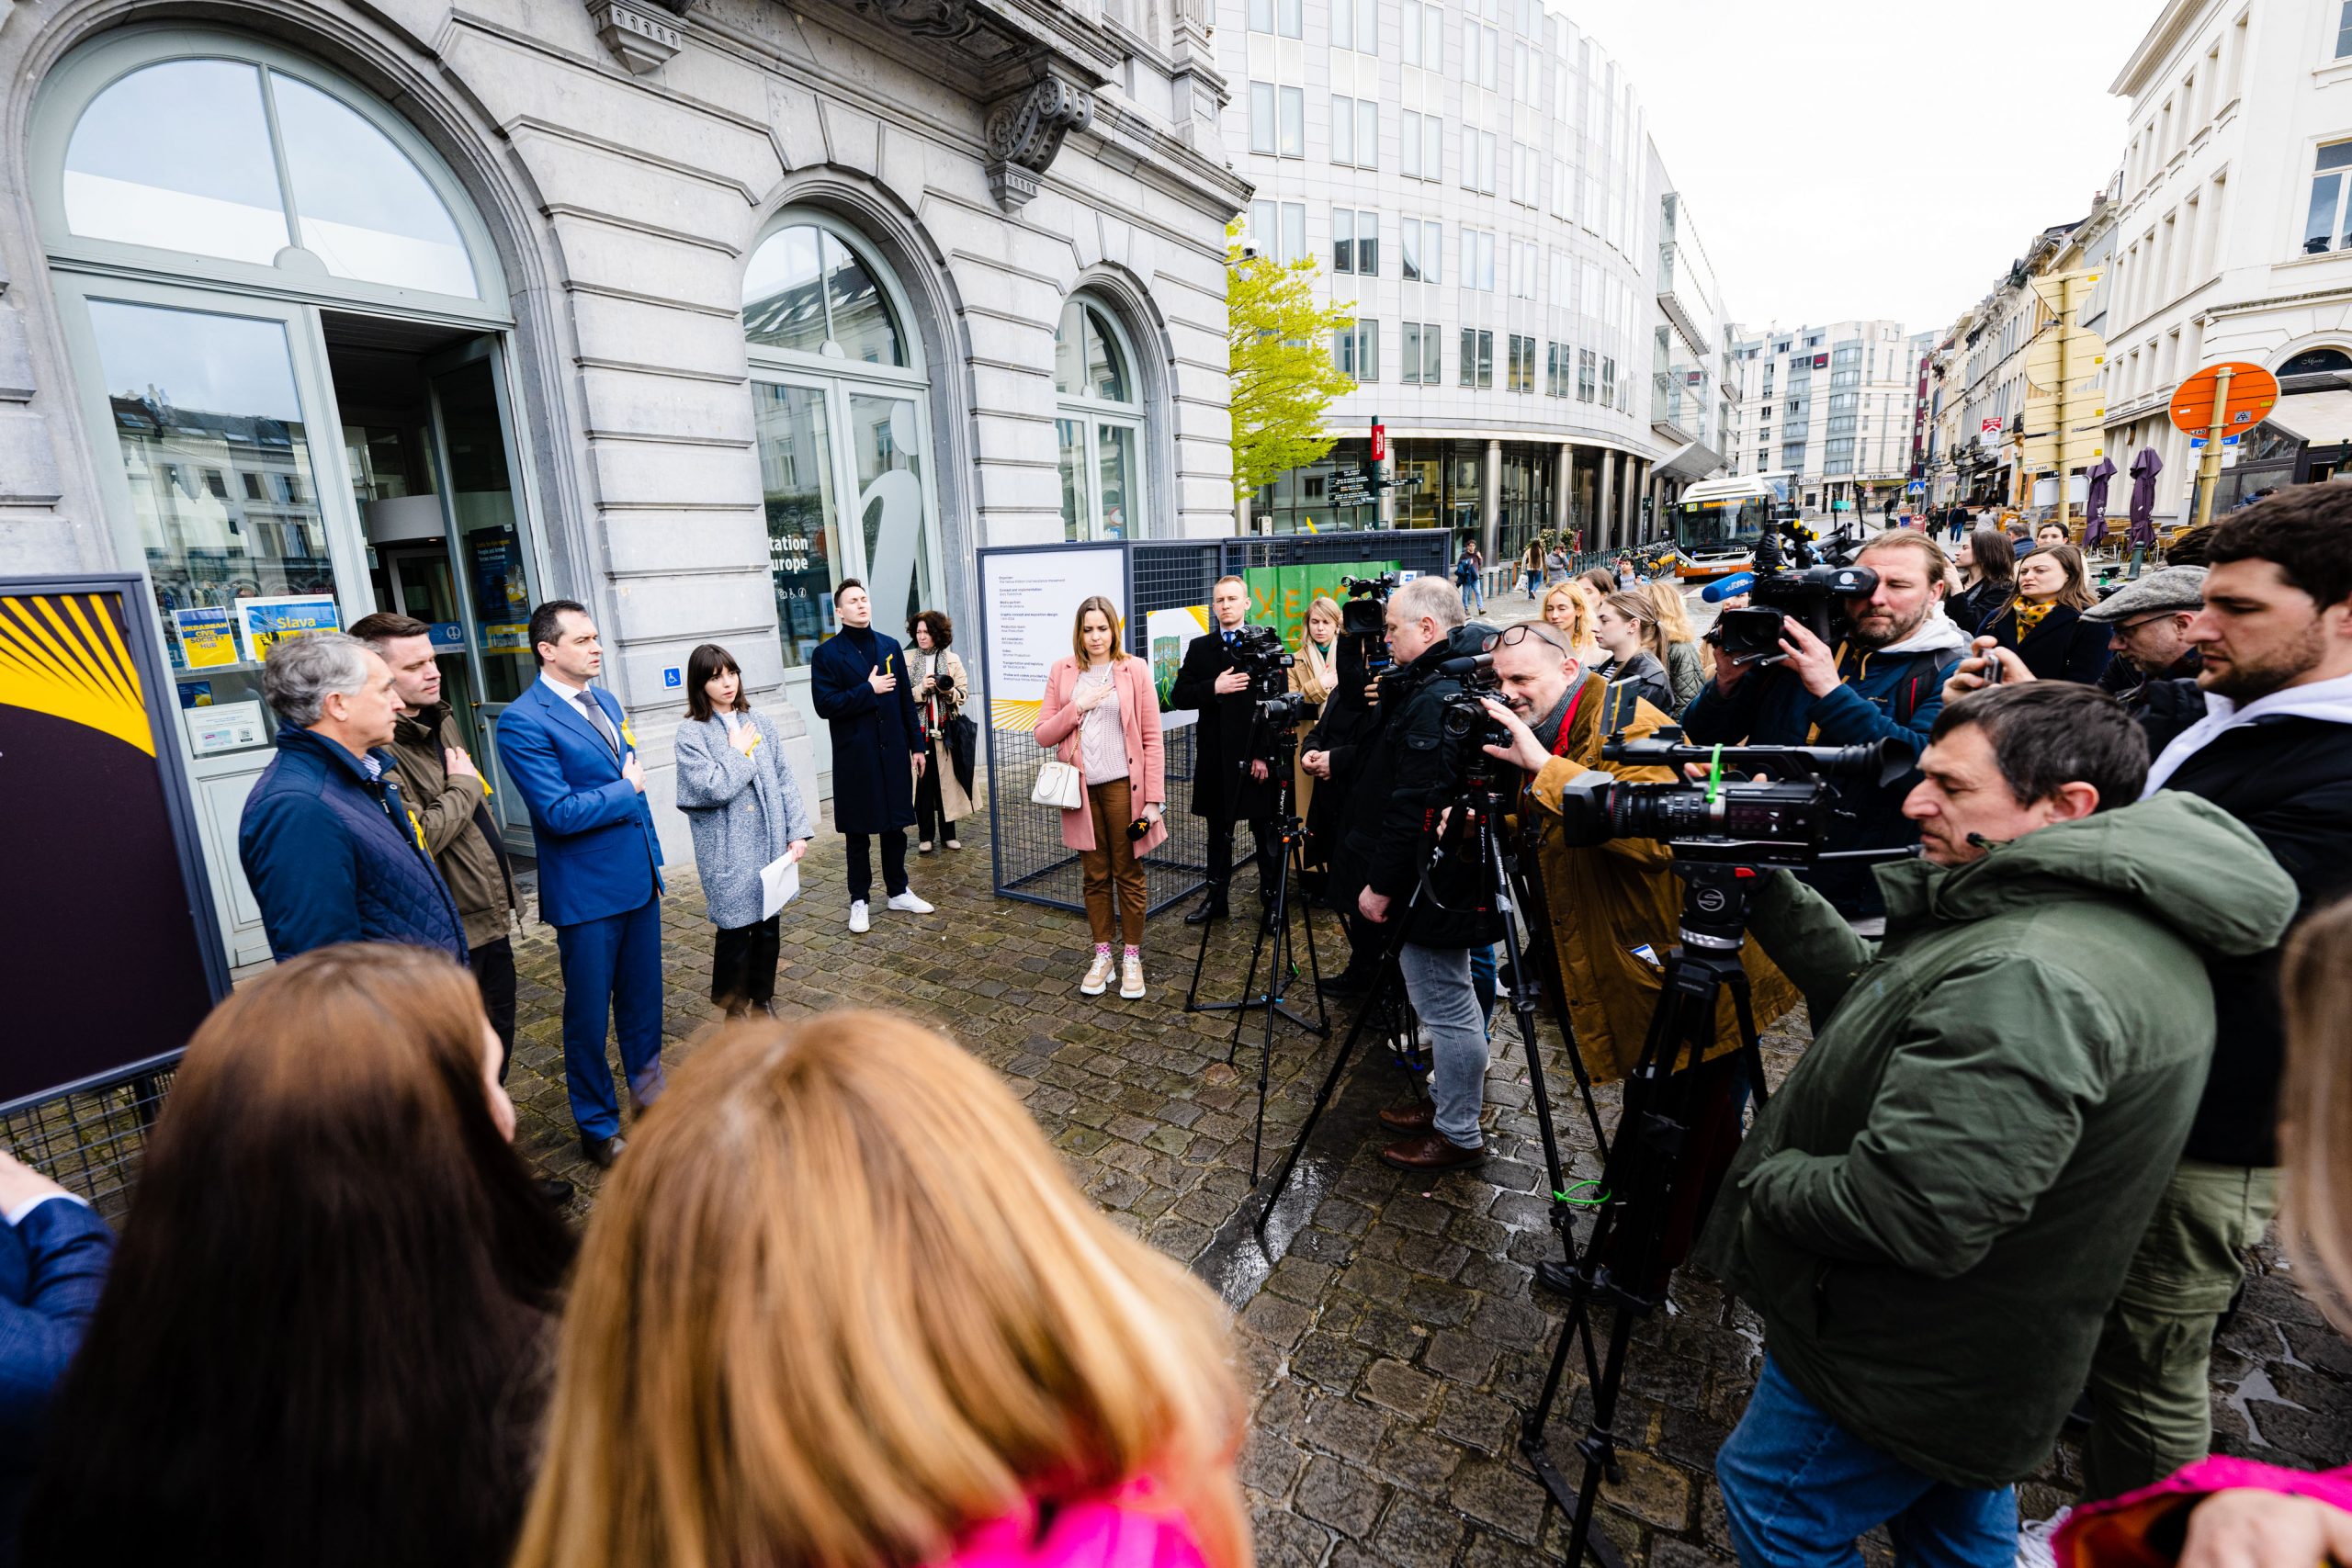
[1701,572,1757,604]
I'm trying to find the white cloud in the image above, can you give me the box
[1589,0,2134,336]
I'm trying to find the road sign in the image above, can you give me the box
[2170,362,2278,434]
[1906,480,1926,494]
[2187,435,2243,449]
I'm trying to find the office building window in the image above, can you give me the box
[1507,333,1534,393]
[1250,199,1307,263]
[1400,109,1443,180]
[1458,228,1495,290]
[2338,1,2352,58]
[1401,321,1442,384]
[1463,20,1497,86]
[1399,217,1438,281]
[1400,0,1442,65]
[1331,0,1376,52]
[1458,327,1493,389]
[1331,95,1353,164]
[1250,82,1274,153]
[1510,238,1537,299]
[1577,346,1595,400]
[1332,319,1378,380]
[1279,85,1305,155]
[1332,208,1378,274]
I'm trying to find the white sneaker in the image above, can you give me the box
[848,900,870,933]
[2016,1507,2071,1568]
[886,890,934,914]
[1120,954,1146,999]
[1080,950,1114,996]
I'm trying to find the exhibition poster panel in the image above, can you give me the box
[980,547,1125,734]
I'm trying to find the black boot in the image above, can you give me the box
[1184,888,1231,925]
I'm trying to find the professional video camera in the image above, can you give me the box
[1339,573,1397,678]
[1434,650,1513,795]
[1550,728,1917,869]
[1706,516,1880,666]
[1223,622,1295,697]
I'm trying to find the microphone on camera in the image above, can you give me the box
[1701,572,1757,604]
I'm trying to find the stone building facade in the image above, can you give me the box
[0,0,1246,964]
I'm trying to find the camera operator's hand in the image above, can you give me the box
[1358,886,1392,924]
[1250,760,1270,781]
[1478,697,1550,775]
[1942,635,2033,705]
[1777,618,1842,698]
[1363,680,1381,706]
[1214,667,1250,696]
[1302,749,1332,779]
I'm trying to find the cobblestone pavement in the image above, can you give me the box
[505,808,2352,1568]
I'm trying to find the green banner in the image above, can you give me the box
[1243,558,1400,650]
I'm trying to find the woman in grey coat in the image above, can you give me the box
[673,643,815,1017]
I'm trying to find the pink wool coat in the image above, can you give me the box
[1034,655,1169,855]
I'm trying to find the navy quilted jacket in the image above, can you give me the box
[237,726,469,964]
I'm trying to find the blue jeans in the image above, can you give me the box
[1717,1357,2016,1568]
[1461,574,1485,611]
[1398,942,1487,1147]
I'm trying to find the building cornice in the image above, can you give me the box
[2111,0,2205,100]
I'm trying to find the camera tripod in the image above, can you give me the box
[1183,727,1329,1184]
[1257,767,1608,1269]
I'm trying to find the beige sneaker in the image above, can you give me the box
[1080,950,1114,996]
[1119,953,1146,999]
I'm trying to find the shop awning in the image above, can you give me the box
[1651,438,1722,483]
[2264,389,2352,446]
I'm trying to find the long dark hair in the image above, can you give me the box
[685,642,748,722]
[26,944,575,1568]
[1965,525,2015,589]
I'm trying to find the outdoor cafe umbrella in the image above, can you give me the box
[2128,446,2164,547]
[2083,455,2116,547]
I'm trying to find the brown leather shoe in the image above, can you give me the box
[1380,1133,1487,1172]
[1377,1099,1436,1133]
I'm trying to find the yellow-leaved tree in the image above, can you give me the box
[1226,220,1357,501]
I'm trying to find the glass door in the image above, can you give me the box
[53,275,368,966]
[379,544,485,763]
[424,336,542,847]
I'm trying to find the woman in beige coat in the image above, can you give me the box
[907,610,973,852]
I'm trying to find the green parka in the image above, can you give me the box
[1693,791,2298,1489]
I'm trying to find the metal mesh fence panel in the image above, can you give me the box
[1,1063,176,1222]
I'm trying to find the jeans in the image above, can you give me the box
[1717,1356,2017,1568]
[1460,573,1485,611]
[844,829,909,901]
[1398,942,1488,1148]
[2081,1160,2279,1500]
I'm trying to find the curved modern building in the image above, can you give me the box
[1216,0,1732,559]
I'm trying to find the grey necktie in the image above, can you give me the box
[575,690,619,756]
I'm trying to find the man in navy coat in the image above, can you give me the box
[495,599,665,1167]
[809,578,933,932]
[0,1151,113,1559]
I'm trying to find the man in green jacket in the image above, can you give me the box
[1697,682,2299,1568]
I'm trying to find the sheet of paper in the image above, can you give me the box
[760,853,800,920]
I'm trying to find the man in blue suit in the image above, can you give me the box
[495,599,666,1168]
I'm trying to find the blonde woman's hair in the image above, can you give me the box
[2280,897,2352,1333]
[1541,580,1590,647]
[1302,594,1343,643]
[1071,595,1128,663]
[1642,579,1696,646]
[511,1012,1249,1568]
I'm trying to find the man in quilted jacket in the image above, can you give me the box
[237,632,467,964]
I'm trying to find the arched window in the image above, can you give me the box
[1055,297,1148,540]
[741,214,942,766]
[53,53,482,299]
[2278,346,2352,378]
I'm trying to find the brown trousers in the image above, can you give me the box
[1079,778,1148,946]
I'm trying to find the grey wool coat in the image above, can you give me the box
[673,709,816,931]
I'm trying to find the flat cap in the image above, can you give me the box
[2083,565,2207,623]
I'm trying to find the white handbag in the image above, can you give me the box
[1032,755,1084,810]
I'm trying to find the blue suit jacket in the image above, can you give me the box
[495,679,664,927]
[0,1196,114,1554]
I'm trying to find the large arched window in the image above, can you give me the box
[1055,296,1148,540]
[33,28,537,970]
[742,216,943,771]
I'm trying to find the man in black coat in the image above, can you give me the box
[1169,574,1279,925]
[809,578,933,932]
[1348,577,1505,1173]
[2077,491,2352,1500]
[1303,626,1385,990]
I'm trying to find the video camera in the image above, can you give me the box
[1224,622,1295,698]
[1550,728,1916,868]
[1434,650,1513,795]
[1707,517,1879,666]
[1339,573,1397,678]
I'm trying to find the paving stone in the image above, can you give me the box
[1296,1454,1391,1540]
[1362,1358,1442,1420]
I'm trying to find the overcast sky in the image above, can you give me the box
[1591,0,2140,341]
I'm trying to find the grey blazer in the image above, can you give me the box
[673,709,815,930]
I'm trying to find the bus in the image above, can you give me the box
[1670,474,1790,580]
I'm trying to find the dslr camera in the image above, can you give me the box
[1711,519,1879,666]
[1551,728,1916,868]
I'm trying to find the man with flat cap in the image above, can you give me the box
[2083,566,2208,751]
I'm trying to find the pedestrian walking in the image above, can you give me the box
[672,643,814,1020]
[352,612,522,1071]
[26,945,573,1568]
[1643,580,1706,711]
[495,599,667,1168]
[238,632,467,964]
[509,1010,1249,1568]
[1454,543,1485,612]
[809,579,933,932]
[1989,543,2111,684]
[1520,540,1542,598]
[1035,597,1167,999]
[1545,542,1569,586]
[906,609,972,852]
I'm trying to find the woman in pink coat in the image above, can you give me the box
[1035,596,1168,1000]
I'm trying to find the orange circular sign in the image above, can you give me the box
[2169,361,2279,434]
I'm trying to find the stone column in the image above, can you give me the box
[1596,448,1617,553]
[1554,442,1574,543]
[1483,438,1503,562]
